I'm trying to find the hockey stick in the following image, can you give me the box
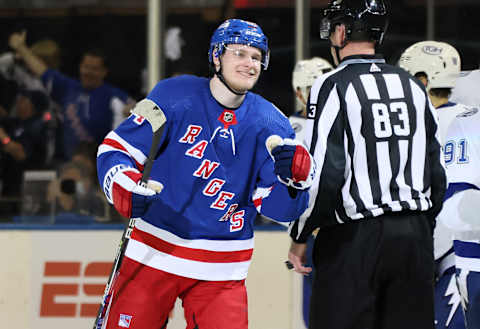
[93,100,166,329]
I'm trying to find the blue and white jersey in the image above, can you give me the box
[437,102,472,146]
[437,107,480,234]
[436,103,480,329]
[97,75,309,280]
[42,69,131,159]
[289,115,309,146]
[434,102,472,259]
[434,248,466,329]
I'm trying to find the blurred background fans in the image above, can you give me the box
[0,0,478,113]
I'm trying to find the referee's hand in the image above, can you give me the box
[287,241,312,275]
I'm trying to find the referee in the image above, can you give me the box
[287,1,447,329]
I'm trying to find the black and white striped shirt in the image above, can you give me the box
[290,54,447,243]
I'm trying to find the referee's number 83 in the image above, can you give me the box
[371,101,410,138]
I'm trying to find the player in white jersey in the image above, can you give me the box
[291,57,333,117]
[398,40,468,143]
[289,56,333,328]
[289,57,333,146]
[451,69,480,108]
[437,107,480,329]
[399,40,469,328]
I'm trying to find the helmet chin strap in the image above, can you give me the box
[331,37,347,67]
[215,64,248,96]
[332,46,341,66]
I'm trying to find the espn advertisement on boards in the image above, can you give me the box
[1,229,308,329]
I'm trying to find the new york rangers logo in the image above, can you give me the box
[118,314,133,328]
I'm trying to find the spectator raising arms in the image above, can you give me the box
[8,31,135,160]
[0,37,60,93]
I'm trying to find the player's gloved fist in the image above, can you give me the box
[110,168,163,218]
[270,138,316,190]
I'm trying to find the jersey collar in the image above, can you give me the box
[338,54,386,68]
[437,101,456,109]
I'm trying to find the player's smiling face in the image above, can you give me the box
[219,44,262,92]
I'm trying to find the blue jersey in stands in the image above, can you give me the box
[42,69,130,158]
[97,75,309,280]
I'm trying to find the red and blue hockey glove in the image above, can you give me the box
[110,168,163,218]
[269,137,315,190]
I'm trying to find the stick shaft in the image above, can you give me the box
[93,125,165,329]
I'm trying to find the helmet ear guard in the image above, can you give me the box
[212,45,222,62]
[209,45,224,77]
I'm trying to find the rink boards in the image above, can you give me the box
[0,226,308,329]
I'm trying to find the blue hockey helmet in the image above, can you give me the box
[208,19,270,70]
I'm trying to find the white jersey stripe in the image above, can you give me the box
[346,83,374,213]
[342,132,358,218]
[377,141,393,205]
[125,239,251,281]
[296,84,342,239]
[252,186,273,212]
[360,74,380,100]
[397,139,413,202]
[383,74,405,99]
[410,80,427,194]
[102,131,147,165]
[455,255,480,272]
[135,218,254,251]
[97,144,132,159]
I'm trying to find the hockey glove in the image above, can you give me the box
[270,138,315,190]
[110,168,163,218]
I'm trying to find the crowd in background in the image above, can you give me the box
[0,2,479,226]
[0,4,236,225]
[0,32,131,223]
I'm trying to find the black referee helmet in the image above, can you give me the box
[320,0,389,45]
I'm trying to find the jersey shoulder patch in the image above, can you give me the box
[132,99,166,131]
[457,107,479,118]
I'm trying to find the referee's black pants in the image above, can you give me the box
[309,211,435,329]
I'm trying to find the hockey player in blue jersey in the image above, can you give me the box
[96,19,314,329]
